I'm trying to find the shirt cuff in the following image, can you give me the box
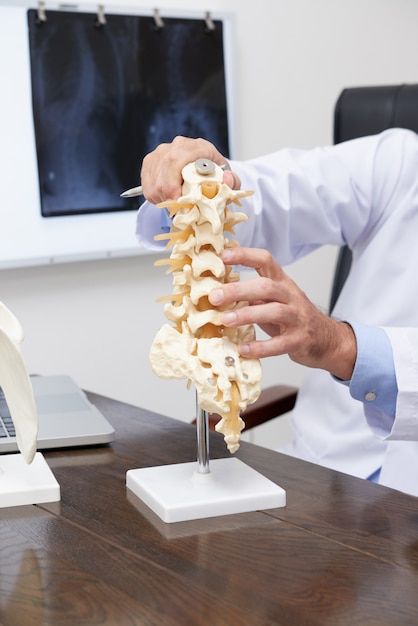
[135,201,171,250]
[336,321,398,419]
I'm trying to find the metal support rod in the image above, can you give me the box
[196,394,210,474]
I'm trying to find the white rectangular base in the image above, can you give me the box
[0,452,60,507]
[126,457,286,523]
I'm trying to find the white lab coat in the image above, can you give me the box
[229,128,418,496]
[137,128,418,496]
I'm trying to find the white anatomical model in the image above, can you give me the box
[0,301,38,463]
[149,160,262,453]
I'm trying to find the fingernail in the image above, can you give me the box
[239,344,250,355]
[209,289,224,305]
[223,170,234,188]
[221,248,233,261]
[222,311,237,325]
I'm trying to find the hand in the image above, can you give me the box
[140,136,240,204]
[209,246,357,380]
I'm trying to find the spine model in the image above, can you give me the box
[149,159,262,453]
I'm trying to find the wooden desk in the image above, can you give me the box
[1,392,418,625]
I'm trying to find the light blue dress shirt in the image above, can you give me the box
[347,322,397,417]
[338,322,398,482]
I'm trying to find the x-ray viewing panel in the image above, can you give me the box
[0,5,233,268]
[28,10,230,218]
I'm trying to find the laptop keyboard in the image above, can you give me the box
[0,388,16,438]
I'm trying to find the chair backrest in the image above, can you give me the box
[329,84,418,311]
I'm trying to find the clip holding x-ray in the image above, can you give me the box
[204,12,216,32]
[36,1,47,24]
[95,5,107,28]
[153,9,164,30]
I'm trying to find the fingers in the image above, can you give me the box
[208,245,321,363]
[140,136,232,204]
[209,276,290,311]
[222,170,241,191]
[220,301,287,328]
[238,310,357,380]
[239,336,290,359]
[209,247,288,310]
[221,247,285,280]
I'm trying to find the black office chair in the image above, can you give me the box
[196,84,418,432]
[330,84,418,310]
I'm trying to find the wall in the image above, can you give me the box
[2,0,418,449]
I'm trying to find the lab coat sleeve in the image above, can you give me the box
[377,327,418,441]
[229,129,413,264]
[136,128,413,263]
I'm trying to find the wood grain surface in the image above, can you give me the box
[0,391,417,625]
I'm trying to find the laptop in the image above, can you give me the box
[0,375,115,453]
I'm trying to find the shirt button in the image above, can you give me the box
[365,392,377,402]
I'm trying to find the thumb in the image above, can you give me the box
[223,169,241,190]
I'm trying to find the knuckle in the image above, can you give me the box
[269,301,284,319]
[258,249,273,265]
[194,137,213,153]
[171,135,188,148]
[258,276,275,295]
